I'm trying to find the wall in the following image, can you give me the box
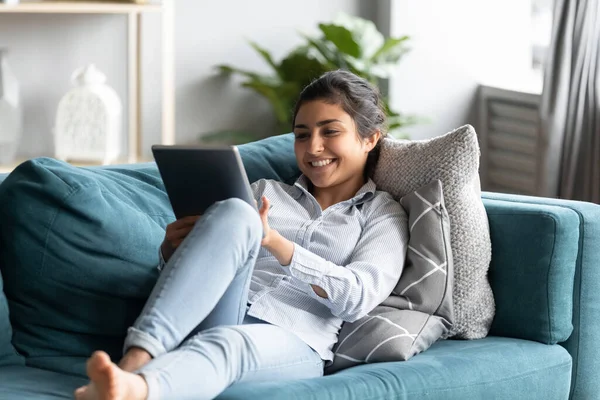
[381,0,532,140]
[0,0,365,160]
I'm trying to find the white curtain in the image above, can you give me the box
[539,0,600,202]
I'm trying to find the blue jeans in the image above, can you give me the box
[123,198,324,400]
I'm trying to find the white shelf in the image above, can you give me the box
[0,0,175,164]
[0,157,154,174]
[0,2,162,14]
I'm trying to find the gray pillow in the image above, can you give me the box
[373,124,494,339]
[327,180,453,373]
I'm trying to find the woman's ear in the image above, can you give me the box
[365,130,382,152]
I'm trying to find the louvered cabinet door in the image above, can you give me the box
[478,85,542,195]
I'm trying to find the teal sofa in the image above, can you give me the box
[0,134,598,400]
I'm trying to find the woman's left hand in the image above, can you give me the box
[257,196,326,297]
[258,196,273,246]
[257,196,295,266]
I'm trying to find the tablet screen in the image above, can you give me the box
[152,145,256,219]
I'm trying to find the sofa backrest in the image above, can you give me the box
[484,199,579,344]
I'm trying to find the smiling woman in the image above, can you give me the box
[292,70,386,210]
[74,70,409,400]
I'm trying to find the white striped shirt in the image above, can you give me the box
[158,176,409,361]
[247,176,409,361]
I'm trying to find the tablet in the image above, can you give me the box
[151,145,257,219]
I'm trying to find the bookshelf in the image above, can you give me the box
[0,1,175,171]
[0,2,162,14]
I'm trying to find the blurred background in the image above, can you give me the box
[7,0,597,203]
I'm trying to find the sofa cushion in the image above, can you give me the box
[0,269,23,367]
[0,365,87,399]
[0,158,174,375]
[238,133,300,185]
[0,165,22,367]
[0,338,572,400]
[373,125,493,339]
[219,337,571,400]
[484,198,579,344]
[328,180,454,373]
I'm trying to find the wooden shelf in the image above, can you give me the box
[0,2,162,14]
[0,157,154,173]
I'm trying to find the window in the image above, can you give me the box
[531,0,554,71]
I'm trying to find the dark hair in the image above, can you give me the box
[292,70,387,178]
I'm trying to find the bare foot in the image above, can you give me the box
[74,351,148,400]
[118,347,153,372]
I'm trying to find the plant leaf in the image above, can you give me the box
[340,57,376,83]
[300,34,340,68]
[331,13,384,59]
[241,81,296,126]
[248,41,281,76]
[279,47,331,89]
[217,65,283,89]
[371,36,410,63]
[387,111,423,132]
[216,65,262,80]
[318,24,360,58]
[368,63,400,79]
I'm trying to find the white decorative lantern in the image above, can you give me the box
[54,64,122,165]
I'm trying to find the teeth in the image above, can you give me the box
[311,159,333,167]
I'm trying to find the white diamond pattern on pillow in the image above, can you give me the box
[373,125,494,339]
[326,180,453,373]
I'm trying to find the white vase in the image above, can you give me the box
[54,64,122,165]
[0,49,23,164]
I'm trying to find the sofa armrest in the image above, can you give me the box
[483,197,579,343]
[482,191,600,400]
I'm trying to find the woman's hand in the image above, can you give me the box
[258,196,274,246]
[160,215,201,262]
[257,196,326,297]
[258,196,294,265]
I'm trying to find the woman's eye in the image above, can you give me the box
[324,130,339,135]
[294,133,309,140]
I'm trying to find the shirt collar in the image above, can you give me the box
[293,175,376,205]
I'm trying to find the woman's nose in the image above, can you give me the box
[308,135,324,154]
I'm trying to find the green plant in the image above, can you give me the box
[211,13,415,143]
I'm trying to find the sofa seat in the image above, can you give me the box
[0,365,87,399]
[0,337,571,400]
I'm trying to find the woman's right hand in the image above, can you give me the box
[160,215,201,263]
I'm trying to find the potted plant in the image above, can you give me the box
[204,13,415,144]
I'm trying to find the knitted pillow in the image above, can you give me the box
[327,180,453,373]
[373,125,494,339]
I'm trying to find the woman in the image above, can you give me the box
[75,70,409,400]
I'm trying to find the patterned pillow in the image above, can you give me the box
[373,124,494,339]
[327,180,453,373]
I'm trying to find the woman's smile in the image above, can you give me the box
[308,158,337,169]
